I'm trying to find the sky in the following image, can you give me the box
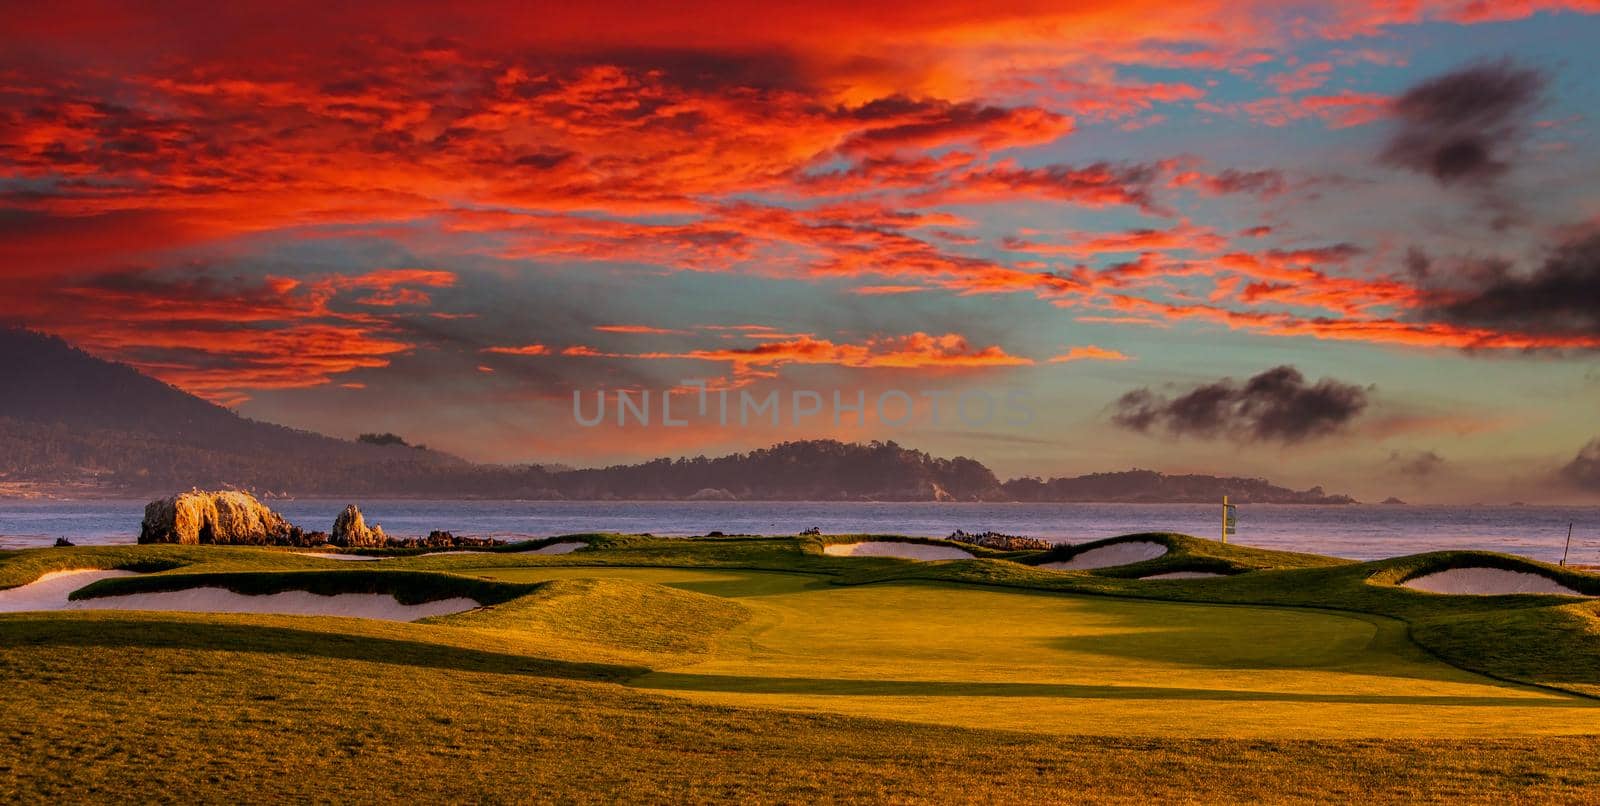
[2,1,1599,503]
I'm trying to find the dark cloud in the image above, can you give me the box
[837,96,1068,155]
[1110,365,1370,443]
[1560,438,1600,492]
[1195,168,1286,199]
[944,160,1167,213]
[1403,246,1433,283]
[1422,230,1600,341]
[585,48,813,93]
[1380,59,1544,186]
[1387,449,1445,479]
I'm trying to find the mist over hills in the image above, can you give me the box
[0,328,1354,503]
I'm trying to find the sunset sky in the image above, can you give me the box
[3,1,1599,502]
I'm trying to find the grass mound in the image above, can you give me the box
[1411,602,1600,698]
[1024,533,1349,576]
[440,577,751,664]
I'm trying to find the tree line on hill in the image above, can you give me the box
[0,328,1355,503]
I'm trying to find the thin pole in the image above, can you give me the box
[1562,522,1574,567]
[1222,495,1229,544]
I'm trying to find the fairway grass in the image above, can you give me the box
[468,566,1596,739]
[3,535,1599,801]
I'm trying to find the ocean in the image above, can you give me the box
[2,499,1599,564]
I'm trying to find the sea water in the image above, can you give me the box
[3,499,1599,564]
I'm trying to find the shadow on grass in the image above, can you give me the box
[0,614,643,682]
[632,671,1591,708]
[462,565,829,599]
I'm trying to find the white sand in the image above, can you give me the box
[1402,567,1592,597]
[0,569,139,612]
[1040,540,1168,570]
[416,550,492,557]
[823,541,974,560]
[528,541,587,555]
[293,552,387,561]
[0,568,479,621]
[66,588,481,621]
[1140,571,1226,580]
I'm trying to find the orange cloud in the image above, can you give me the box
[482,344,551,356]
[593,325,687,335]
[548,332,1033,373]
[1049,346,1133,362]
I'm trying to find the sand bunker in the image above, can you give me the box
[823,541,973,560]
[1140,571,1226,580]
[0,569,139,612]
[528,541,587,555]
[1402,567,1592,597]
[294,552,387,561]
[0,568,479,621]
[70,589,480,621]
[1040,540,1168,570]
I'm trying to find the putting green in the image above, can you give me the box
[467,565,1599,739]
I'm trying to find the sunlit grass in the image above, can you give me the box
[3,534,1599,801]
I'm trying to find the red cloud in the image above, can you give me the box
[1198,90,1390,129]
[3,0,1598,404]
[0,268,457,402]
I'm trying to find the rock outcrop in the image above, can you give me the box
[381,530,505,550]
[139,490,302,545]
[331,504,386,548]
[948,530,1053,551]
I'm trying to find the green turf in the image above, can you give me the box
[3,533,1599,802]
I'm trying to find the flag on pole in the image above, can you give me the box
[1222,497,1238,542]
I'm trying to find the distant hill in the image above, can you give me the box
[0,328,527,496]
[0,329,1355,503]
[1002,469,1355,505]
[557,440,1003,501]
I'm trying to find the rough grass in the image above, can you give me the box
[1412,602,1600,698]
[4,614,1599,804]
